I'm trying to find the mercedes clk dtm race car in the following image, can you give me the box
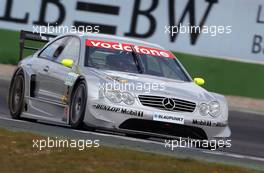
[8,30,231,140]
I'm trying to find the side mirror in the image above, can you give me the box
[61,59,74,68]
[194,77,205,86]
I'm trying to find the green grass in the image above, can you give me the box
[0,28,264,99]
[175,53,264,99]
[0,128,262,173]
[0,29,44,64]
[0,29,19,64]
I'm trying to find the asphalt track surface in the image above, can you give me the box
[0,79,264,170]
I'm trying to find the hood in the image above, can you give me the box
[86,68,217,103]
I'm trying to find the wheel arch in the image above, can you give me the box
[8,67,26,119]
[9,67,25,95]
[68,75,87,128]
[11,67,24,81]
[69,75,87,101]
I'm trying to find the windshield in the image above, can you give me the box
[84,40,191,82]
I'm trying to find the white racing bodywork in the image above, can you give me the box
[83,68,230,140]
[11,32,231,140]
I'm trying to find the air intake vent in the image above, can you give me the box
[138,95,196,112]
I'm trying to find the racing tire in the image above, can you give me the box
[69,81,87,129]
[8,71,25,119]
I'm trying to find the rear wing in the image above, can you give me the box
[19,30,57,60]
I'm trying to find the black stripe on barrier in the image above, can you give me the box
[76,2,120,15]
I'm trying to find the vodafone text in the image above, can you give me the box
[86,40,174,59]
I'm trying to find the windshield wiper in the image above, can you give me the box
[130,46,143,73]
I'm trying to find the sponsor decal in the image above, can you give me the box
[192,119,212,126]
[215,122,227,127]
[192,119,226,127]
[63,106,69,122]
[61,95,68,105]
[93,104,143,117]
[106,76,129,84]
[65,72,79,86]
[94,104,121,112]
[153,114,184,125]
[86,40,174,59]
[121,108,143,117]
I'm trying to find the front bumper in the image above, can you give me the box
[83,99,231,140]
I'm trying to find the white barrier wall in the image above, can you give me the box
[0,0,263,63]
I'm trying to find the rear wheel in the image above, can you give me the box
[9,72,25,119]
[69,81,87,129]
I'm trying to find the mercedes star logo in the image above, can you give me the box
[162,98,175,110]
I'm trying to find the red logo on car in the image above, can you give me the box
[86,40,175,59]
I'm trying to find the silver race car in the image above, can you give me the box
[8,30,231,140]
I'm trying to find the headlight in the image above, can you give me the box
[104,90,135,105]
[199,103,210,116]
[209,101,220,117]
[122,92,135,105]
[105,90,122,103]
[199,101,220,117]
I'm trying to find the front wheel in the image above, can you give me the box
[9,72,25,119]
[69,81,87,129]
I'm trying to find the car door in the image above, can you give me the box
[37,37,81,122]
[34,37,69,100]
[28,37,72,122]
[46,37,81,104]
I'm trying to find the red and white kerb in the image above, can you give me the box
[86,40,175,59]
